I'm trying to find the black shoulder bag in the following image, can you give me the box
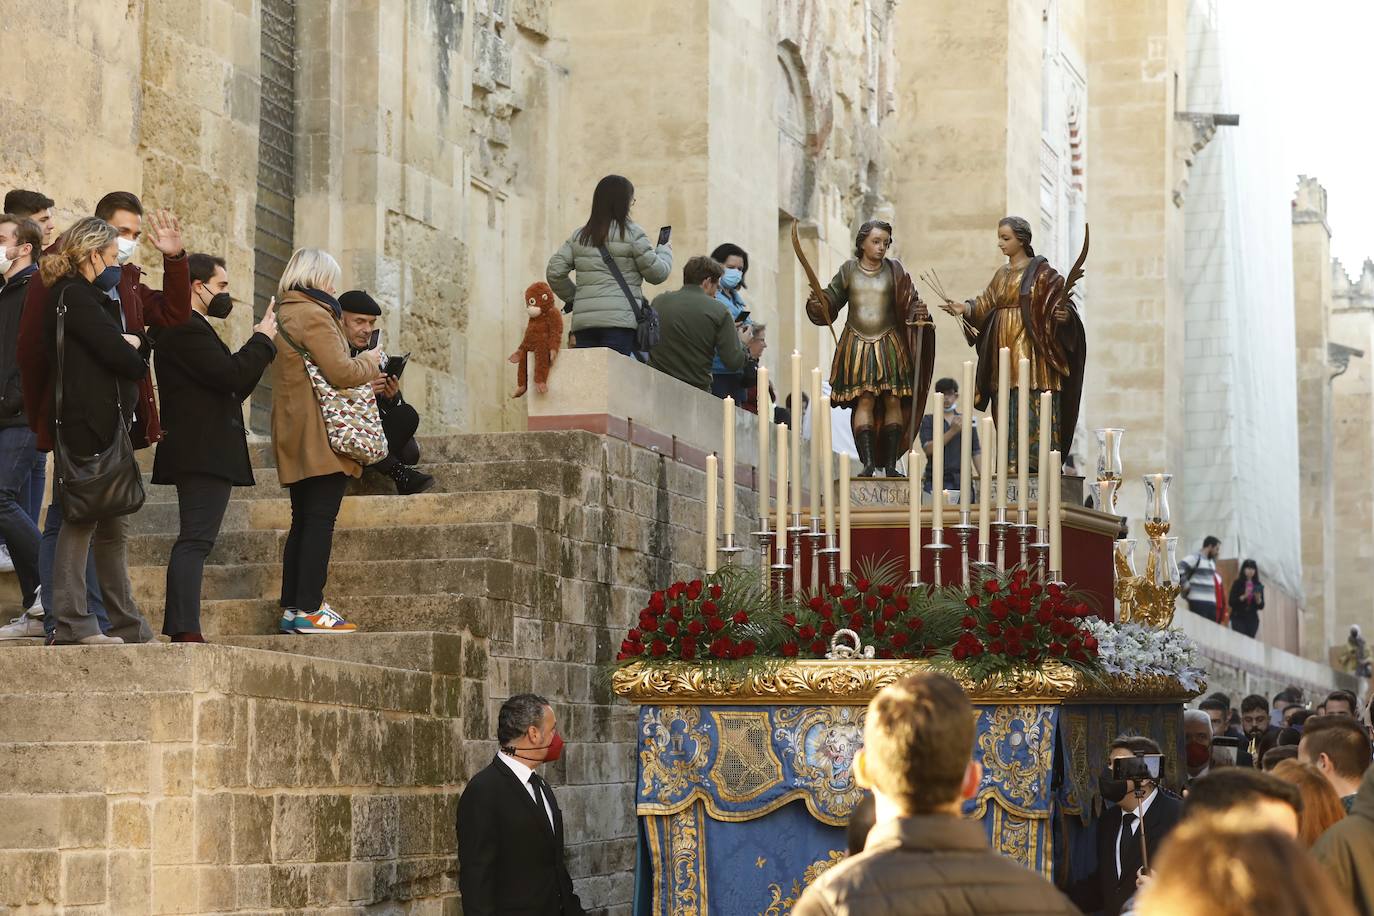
[53,290,146,524]
[597,245,660,354]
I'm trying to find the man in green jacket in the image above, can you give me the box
[1314,762,1374,916]
[648,256,746,391]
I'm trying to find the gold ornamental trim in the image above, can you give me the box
[611,660,1201,705]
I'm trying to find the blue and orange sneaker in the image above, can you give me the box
[285,603,357,635]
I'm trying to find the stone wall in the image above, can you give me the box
[1330,261,1374,650]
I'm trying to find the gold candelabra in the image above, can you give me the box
[1099,432,1179,630]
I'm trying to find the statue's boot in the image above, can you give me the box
[855,428,877,478]
[880,425,905,477]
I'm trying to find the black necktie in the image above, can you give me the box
[528,773,553,828]
[1118,812,1138,878]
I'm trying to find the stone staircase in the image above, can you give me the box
[0,429,721,914]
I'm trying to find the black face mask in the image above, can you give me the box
[206,292,234,319]
[1099,768,1128,804]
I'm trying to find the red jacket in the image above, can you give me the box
[19,253,191,451]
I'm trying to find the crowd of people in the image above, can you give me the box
[0,189,433,645]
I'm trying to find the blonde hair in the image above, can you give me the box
[39,217,117,287]
[276,247,342,297]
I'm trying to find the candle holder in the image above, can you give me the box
[1030,530,1050,582]
[818,533,841,588]
[1091,477,1120,514]
[806,517,825,590]
[992,508,1011,573]
[717,532,745,568]
[771,526,793,597]
[753,517,775,592]
[1014,508,1034,567]
[951,510,976,587]
[788,513,807,595]
[1094,427,1125,483]
[1142,473,1173,538]
[1115,534,1179,628]
[923,536,950,588]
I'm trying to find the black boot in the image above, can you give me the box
[881,425,905,478]
[855,428,877,478]
[375,456,437,495]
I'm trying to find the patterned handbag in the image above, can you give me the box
[276,324,388,466]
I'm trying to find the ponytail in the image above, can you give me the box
[38,217,117,288]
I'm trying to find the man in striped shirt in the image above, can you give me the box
[1180,535,1222,620]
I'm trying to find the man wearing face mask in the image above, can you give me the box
[1068,736,1184,916]
[1183,708,1214,784]
[457,693,584,916]
[149,254,277,642]
[0,215,45,639]
[19,191,192,643]
[709,242,752,400]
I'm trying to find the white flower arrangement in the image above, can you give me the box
[1081,618,1206,692]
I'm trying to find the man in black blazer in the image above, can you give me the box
[1069,735,1184,916]
[457,693,584,916]
[150,253,276,641]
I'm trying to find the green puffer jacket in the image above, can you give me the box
[546,222,673,333]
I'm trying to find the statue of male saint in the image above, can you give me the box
[805,220,936,478]
[940,216,1087,470]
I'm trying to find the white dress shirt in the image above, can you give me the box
[1114,787,1157,878]
[497,750,555,829]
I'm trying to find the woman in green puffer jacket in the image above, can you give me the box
[546,174,672,356]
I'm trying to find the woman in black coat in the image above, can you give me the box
[1228,558,1265,638]
[150,254,277,641]
[41,217,154,645]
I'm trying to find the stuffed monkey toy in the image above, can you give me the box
[510,281,563,397]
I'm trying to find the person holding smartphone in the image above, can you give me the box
[708,242,752,400]
[337,290,434,495]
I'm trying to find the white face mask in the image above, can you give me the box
[0,248,13,274]
[116,237,137,264]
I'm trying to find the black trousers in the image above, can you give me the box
[162,473,233,636]
[1231,610,1259,638]
[381,401,419,458]
[280,472,348,612]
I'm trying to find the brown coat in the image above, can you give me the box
[270,290,376,486]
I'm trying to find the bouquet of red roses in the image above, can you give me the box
[616,573,773,663]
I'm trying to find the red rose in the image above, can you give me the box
[663,620,680,637]
[991,604,1010,622]
[874,621,887,637]
[986,621,1002,637]
[961,615,977,629]
[952,645,968,661]
[617,651,628,660]
[879,584,896,599]
[821,621,837,637]
[984,579,1000,594]
[829,583,845,598]
[687,620,705,637]
[700,600,718,616]
[1069,648,1087,663]
[650,640,668,658]
[1068,637,1082,652]
[908,617,924,631]
[740,640,757,657]
[709,584,723,600]
[989,640,1005,654]
[1036,609,1052,626]
[965,595,981,609]
[639,611,657,627]
[669,605,685,621]
[781,641,799,657]
[1084,635,1099,652]
[687,580,704,600]
[641,617,659,632]
[895,595,910,611]
[849,613,865,631]
[1030,583,1043,597]
[1074,602,1091,619]
[649,592,666,613]
[810,639,827,655]
[1048,584,1063,600]
[818,606,833,621]
[798,624,816,640]
[732,610,749,626]
[864,594,879,611]
[1025,649,1040,663]
[1048,642,1065,657]
[782,613,797,628]
[668,582,684,600]
[809,596,826,612]
[681,638,697,659]
[628,628,642,641]
[855,578,871,592]
[970,640,985,656]
[707,616,726,633]
[711,639,730,659]
[841,598,859,614]
[892,632,910,648]
[882,605,898,621]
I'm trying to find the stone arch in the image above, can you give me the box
[776,44,816,219]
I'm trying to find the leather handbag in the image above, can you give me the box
[52,291,147,525]
[276,323,388,466]
[597,245,660,354]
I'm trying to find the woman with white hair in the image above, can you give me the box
[270,248,379,634]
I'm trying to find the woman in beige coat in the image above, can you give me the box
[270,248,379,633]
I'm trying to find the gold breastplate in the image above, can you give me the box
[847,264,896,340]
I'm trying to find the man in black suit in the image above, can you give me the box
[457,693,584,916]
[1069,735,1184,916]
[150,253,276,641]
[1200,695,1252,768]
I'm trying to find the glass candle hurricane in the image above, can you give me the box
[1094,428,1125,481]
[1142,473,1173,538]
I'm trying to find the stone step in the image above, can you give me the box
[123,521,542,567]
[147,593,514,638]
[214,631,467,675]
[127,556,537,605]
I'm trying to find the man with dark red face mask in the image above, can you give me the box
[457,693,584,916]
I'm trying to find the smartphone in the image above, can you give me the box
[1111,753,1162,782]
[735,310,751,323]
[1211,736,1240,766]
[367,329,381,350]
[657,225,672,247]
[383,352,410,379]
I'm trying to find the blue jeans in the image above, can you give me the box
[21,447,43,522]
[572,327,637,356]
[41,486,110,638]
[0,426,40,605]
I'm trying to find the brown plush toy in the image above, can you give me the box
[510,281,563,397]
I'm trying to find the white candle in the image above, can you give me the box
[996,347,1010,512]
[909,446,924,573]
[705,454,718,573]
[1049,449,1063,575]
[1017,358,1029,513]
[1151,473,1164,518]
[756,367,769,520]
[790,351,802,520]
[809,368,821,521]
[821,395,834,537]
[1038,390,1052,533]
[777,424,788,560]
[839,454,851,574]
[722,397,736,538]
[978,416,994,549]
[929,389,944,532]
[960,360,974,513]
